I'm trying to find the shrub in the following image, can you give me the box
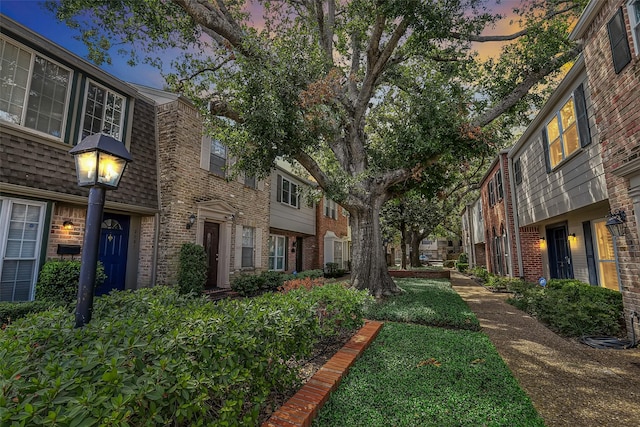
[0,301,58,326]
[280,277,326,292]
[470,266,490,282]
[443,260,455,268]
[231,271,286,296]
[176,243,207,295]
[35,259,106,303]
[456,262,469,272]
[0,285,370,426]
[281,269,324,282]
[325,262,347,278]
[507,279,624,337]
[458,253,468,263]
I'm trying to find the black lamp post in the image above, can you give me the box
[69,133,132,327]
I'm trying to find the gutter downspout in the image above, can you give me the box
[507,156,524,279]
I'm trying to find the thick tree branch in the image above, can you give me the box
[472,43,583,128]
[293,151,332,190]
[209,98,243,123]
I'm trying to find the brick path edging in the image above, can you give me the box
[262,320,384,427]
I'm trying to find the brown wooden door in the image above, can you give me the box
[204,222,220,288]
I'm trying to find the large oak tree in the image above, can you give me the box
[48,0,586,296]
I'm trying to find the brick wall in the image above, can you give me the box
[155,99,270,286]
[580,0,640,341]
[137,215,156,287]
[315,199,350,270]
[519,226,544,283]
[46,205,86,260]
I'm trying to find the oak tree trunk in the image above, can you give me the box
[350,202,402,298]
[410,232,421,268]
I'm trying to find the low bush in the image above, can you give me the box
[458,253,468,264]
[35,259,106,304]
[176,243,207,295]
[0,284,371,426]
[485,276,525,292]
[443,260,455,268]
[507,280,624,337]
[324,263,347,278]
[0,301,58,326]
[281,269,324,282]
[456,262,469,272]
[470,266,490,282]
[280,277,326,292]
[231,270,286,296]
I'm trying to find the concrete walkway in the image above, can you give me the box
[450,271,640,427]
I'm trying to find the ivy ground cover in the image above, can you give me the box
[315,278,544,426]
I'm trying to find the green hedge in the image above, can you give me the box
[35,259,106,304]
[177,243,207,295]
[0,301,59,326]
[507,280,624,337]
[231,270,287,296]
[0,284,372,426]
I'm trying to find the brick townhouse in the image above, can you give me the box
[134,85,271,289]
[0,16,158,301]
[571,0,640,340]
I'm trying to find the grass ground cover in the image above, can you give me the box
[314,278,544,427]
[365,278,480,330]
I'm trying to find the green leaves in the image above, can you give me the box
[1,285,370,425]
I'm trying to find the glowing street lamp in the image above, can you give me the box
[69,133,132,327]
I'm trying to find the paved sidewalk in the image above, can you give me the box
[450,271,640,427]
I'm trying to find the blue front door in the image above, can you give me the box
[96,213,130,295]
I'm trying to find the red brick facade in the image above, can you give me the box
[479,152,519,277]
[315,199,350,270]
[575,0,640,341]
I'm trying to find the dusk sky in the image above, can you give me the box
[1,0,516,89]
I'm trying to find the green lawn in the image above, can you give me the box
[314,279,544,427]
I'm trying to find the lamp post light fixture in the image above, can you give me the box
[605,209,627,238]
[69,133,132,327]
[186,213,196,229]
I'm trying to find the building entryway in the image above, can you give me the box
[204,222,220,289]
[546,225,573,279]
[96,213,130,295]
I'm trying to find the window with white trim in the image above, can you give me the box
[0,198,46,302]
[81,81,126,141]
[495,170,504,201]
[268,235,286,271]
[0,37,72,140]
[594,220,620,291]
[324,197,337,219]
[210,139,227,177]
[242,227,255,268]
[514,158,522,185]
[628,0,640,54]
[278,175,299,208]
[546,96,580,168]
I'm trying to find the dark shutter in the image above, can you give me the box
[607,8,632,74]
[514,159,522,185]
[276,174,282,202]
[574,84,592,147]
[541,129,551,173]
[582,221,598,286]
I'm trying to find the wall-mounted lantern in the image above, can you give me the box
[69,133,132,327]
[63,220,74,230]
[186,213,196,229]
[606,210,627,238]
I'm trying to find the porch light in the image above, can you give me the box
[568,233,577,244]
[186,213,196,229]
[63,220,74,230]
[539,237,546,250]
[605,210,627,238]
[69,133,132,327]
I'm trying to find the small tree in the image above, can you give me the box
[177,243,207,295]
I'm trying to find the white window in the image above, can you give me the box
[594,220,620,291]
[546,97,580,168]
[210,139,227,177]
[81,81,126,142]
[242,227,254,268]
[629,0,640,54]
[268,235,286,271]
[0,37,72,140]
[324,197,337,219]
[0,198,46,302]
[334,241,343,269]
[277,175,299,208]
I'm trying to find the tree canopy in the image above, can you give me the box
[47,0,588,296]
